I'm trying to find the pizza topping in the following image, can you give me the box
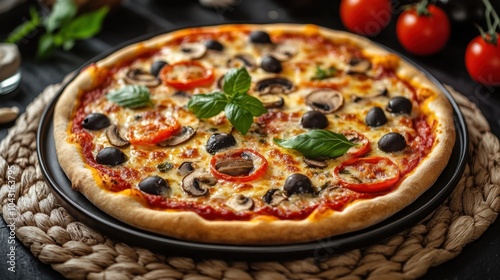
[206,133,236,154]
[274,130,356,159]
[347,57,372,75]
[269,43,298,61]
[150,60,168,77]
[300,110,329,129]
[160,61,215,90]
[311,66,337,80]
[255,77,294,95]
[263,188,286,206]
[180,42,207,60]
[284,173,314,196]
[342,130,371,158]
[305,89,344,114]
[106,85,153,109]
[304,158,328,169]
[138,175,169,195]
[178,162,195,176]
[128,112,181,145]
[260,55,283,73]
[259,95,285,109]
[386,96,412,115]
[378,132,407,152]
[157,126,196,147]
[227,54,257,71]
[227,194,254,211]
[249,30,273,44]
[96,147,127,166]
[334,156,400,193]
[205,39,224,51]
[352,87,389,102]
[124,68,160,87]
[181,169,217,196]
[365,107,388,127]
[210,148,268,182]
[105,124,130,147]
[157,162,174,172]
[82,113,110,130]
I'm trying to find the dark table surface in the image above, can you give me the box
[1,0,500,279]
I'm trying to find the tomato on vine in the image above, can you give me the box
[396,0,450,56]
[465,0,500,86]
[340,0,392,36]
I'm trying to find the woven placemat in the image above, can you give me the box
[1,83,499,280]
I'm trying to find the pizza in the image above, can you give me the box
[53,24,455,244]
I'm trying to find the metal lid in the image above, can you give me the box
[0,43,21,81]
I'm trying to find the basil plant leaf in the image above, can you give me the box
[232,93,267,116]
[187,92,228,118]
[106,85,153,109]
[46,0,77,33]
[273,130,356,159]
[61,6,109,40]
[223,67,251,96]
[225,103,254,135]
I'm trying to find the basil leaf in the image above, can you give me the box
[60,6,109,40]
[106,85,153,109]
[232,93,267,116]
[225,103,254,135]
[46,0,77,33]
[5,6,41,44]
[223,67,251,96]
[37,33,57,59]
[312,66,336,80]
[187,92,228,118]
[273,130,356,159]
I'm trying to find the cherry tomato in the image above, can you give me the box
[210,148,268,182]
[465,35,500,86]
[334,156,400,193]
[160,61,215,90]
[396,4,450,56]
[340,0,392,36]
[129,111,181,145]
[342,130,371,158]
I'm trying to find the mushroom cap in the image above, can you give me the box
[305,88,344,114]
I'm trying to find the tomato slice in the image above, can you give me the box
[334,156,400,193]
[342,130,371,158]
[129,111,181,145]
[160,61,215,90]
[210,148,268,182]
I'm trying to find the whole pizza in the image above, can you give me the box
[53,24,455,244]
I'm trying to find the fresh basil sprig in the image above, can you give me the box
[106,85,153,109]
[273,130,356,159]
[312,66,337,80]
[187,67,267,135]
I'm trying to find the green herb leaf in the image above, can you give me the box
[223,67,252,96]
[273,130,356,159]
[225,103,254,135]
[36,33,56,59]
[232,93,267,116]
[312,66,337,80]
[60,6,109,40]
[46,0,77,33]
[106,85,153,109]
[5,6,41,44]
[157,162,174,172]
[187,92,229,118]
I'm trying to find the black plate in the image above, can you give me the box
[37,28,468,261]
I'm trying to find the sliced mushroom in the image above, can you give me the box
[106,124,130,147]
[125,68,160,87]
[262,188,287,206]
[259,95,285,109]
[347,57,372,75]
[181,169,217,196]
[227,54,257,71]
[270,43,298,61]
[157,126,196,147]
[306,89,344,114]
[215,158,254,176]
[255,77,294,95]
[178,162,195,176]
[227,194,254,211]
[304,158,327,169]
[351,88,389,103]
[217,74,225,90]
[180,42,207,60]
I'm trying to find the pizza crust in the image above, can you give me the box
[54,24,455,244]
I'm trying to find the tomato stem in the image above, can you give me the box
[480,0,500,45]
[415,0,430,16]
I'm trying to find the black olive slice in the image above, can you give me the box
[386,96,412,115]
[283,173,314,196]
[260,55,282,73]
[96,147,127,166]
[365,107,388,127]
[300,111,329,129]
[82,113,111,130]
[249,30,273,44]
[138,176,169,195]
[205,39,224,51]
[378,132,407,152]
[206,133,236,154]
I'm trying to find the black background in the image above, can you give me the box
[1,0,500,279]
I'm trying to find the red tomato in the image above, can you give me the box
[340,0,392,36]
[129,111,181,145]
[160,61,215,90]
[334,156,400,193]
[210,148,268,182]
[465,35,500,86]
[396,4,450,55]
[342,130,371,158]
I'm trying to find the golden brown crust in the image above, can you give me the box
[53,23,455,244]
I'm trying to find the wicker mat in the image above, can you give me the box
[1,83,499,280]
